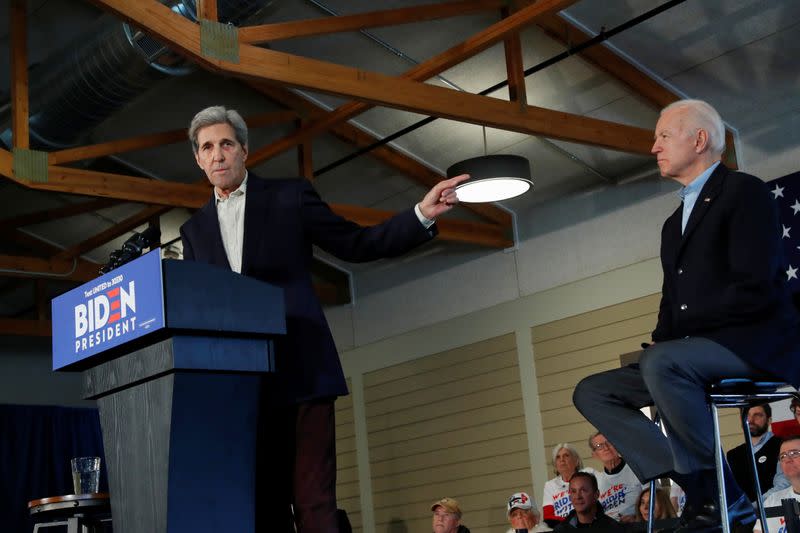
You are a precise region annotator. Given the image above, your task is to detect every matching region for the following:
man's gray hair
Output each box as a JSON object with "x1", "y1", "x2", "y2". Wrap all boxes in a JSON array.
[
  {"x1": 661, "y1": 99, "x2": 726, "y2": 156},
  {"x1": 551, "y1": 442, "x2": 584, "y2": 475},
  {"x1": 188, "y1": 105, "x2": 248, "y2": 153}
]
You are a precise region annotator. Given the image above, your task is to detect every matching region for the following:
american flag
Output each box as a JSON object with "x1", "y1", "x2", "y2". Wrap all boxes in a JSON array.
[{"x1": 769, "y1": 171, "x2": 800, "y2": 295}]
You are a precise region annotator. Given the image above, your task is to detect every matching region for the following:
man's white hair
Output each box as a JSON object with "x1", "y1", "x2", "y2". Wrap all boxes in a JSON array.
[{"x1": 661, "y1": 99, "x2": 726, "y2": 155}]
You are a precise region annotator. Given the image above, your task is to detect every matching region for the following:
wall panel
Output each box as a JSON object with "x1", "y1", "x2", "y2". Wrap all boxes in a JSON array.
[
  {"x1": 337, "y1": 382, "x2": 362, "y2": 533},
  {"x1": 365, "y1": 334, "x2": 528, "y2": 533}
]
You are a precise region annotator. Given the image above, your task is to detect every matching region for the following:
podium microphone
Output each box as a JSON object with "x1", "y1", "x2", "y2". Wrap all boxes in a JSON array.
[{"x1": 100, "y1": 225, "x2": 161, "y2": 274}]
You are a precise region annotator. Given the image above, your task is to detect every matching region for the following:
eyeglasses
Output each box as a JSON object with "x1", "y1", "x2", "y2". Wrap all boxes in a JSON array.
[
  {"x1": 779, "y1": 449, "x2": 800, "y2": 463},
  {"x1": 591, "y1": 441, "x2": 610, "y2": 450}
]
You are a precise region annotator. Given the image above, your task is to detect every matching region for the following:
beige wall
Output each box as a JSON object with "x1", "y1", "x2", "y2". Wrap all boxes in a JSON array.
[
  {"x1": 337, "y1": 380, "x2": 363, "y2": 533},
  {"x1": 364, "y1": 334, "x2": 528, "y2": 533},
  {"x1": 335, "y1": 257, "x2": 754, "y2": 532},
  {"x1": 533, "y1": 294, "x2": 660, "y2": 470}
]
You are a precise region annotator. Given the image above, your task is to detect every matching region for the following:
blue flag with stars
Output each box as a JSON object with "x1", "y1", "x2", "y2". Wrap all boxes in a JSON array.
[{"x1": 770, "y1": 171, "x2": 800, "y2": 294}]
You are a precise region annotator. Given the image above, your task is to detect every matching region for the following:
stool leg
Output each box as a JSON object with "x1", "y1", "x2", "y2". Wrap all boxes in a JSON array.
[
  {"x1": 712, "y1": 402, "x2": 731, "y2": 533},
  {"x1": 647, "y1": 411, "x2": 661, "y2": 533},
  {"x1": 742, "y1": 407, "x2": 769, "y2": 533},
  {"x1": 647, "y1": 479, "x2": 657, "y2": 533}
]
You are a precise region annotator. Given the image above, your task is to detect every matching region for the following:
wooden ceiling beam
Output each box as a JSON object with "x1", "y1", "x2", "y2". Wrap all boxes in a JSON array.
[
  {"x1": 3, "y1": 149, "x2": 510, "y2": 248},
  {"x1": 0, "y1": 198, "x2": 120, "y2": 230},
  {"x1": 244, "y1": 0, "x2": 580, "y2": 167},
  {"x1": 0, "y1": 254, "x2": 98, "y2": 282},
  {"x1": 0, "y1": 226, "x2": 103, "y2": 280},
  {"x1": 0, "y1": 148, "x2": 12, "y2": 177},
  {"x1": 0, "y1": 318, "x2": 52, "y2": 337},
  {"x1": 197, "y1": 0, "x2": 217, "y2": 22},
  {"x1": 252, "y1": 84, "x2": 512, "y2": 227},
  {"x1": 10, "y1": 0, "x2": 30, "y2": 150},
  {"x1": 502, "y1": 6, "x2": 527, "y2": 107},
  {"x1": 296, "y1": 119, "x2": 314, "y2": 180},
  {"x1": 535, "y1": 12, "x2": 738, "y2": 168},
  {"x1": 2, "y1": 164, "x2": 211, "y2": 208},
  {"x1": 233, "y1": 45, "x2": 654, "y2": 155},
  {"x1": 239, "y1": 0, "x2": 506, "y2": 44},
  {"x1": 535, "y1": 13, "x2": 678, "y2": 109},
  {"x1": 52, "y1": 205, "x2": 170, "y2": 260},
  {"x1": 48, "y1": 110, "x2": 296, "y2": 165},
  {"x1": 89, "y1": 1, "x2": 652, "y2": 157}
]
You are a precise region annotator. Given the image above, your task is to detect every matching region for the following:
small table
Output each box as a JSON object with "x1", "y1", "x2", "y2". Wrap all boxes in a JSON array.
[{"x1": 28, "y1": 493, "x2": 111, "y2": 533}]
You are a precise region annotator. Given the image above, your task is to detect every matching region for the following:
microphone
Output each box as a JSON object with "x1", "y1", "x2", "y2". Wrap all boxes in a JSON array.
[
  {"x1": 100, "y1": 225, "x2": 161, "y2": 274},
  {"x1": 121, "y1": 226, "x2": 160, "y2": 258}
]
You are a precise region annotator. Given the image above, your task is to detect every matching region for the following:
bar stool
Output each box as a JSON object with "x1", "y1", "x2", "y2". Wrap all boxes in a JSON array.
[
  {"x1": 709, "y1": 379, "x2": 800, "y2": 533},
  {"x1": 28, "y1": 493, "x2": 111, "y2": 533}
]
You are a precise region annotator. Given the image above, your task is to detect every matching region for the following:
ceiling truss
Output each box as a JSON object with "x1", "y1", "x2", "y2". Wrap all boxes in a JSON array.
[{"x1": 1, "y1": 0, "x2": 699, "y2": 335}]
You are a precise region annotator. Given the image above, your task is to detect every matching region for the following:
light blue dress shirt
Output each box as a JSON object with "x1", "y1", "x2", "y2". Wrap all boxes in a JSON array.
[{"x1": 678, "y1": 161, "x2": 721, "y2": 233}]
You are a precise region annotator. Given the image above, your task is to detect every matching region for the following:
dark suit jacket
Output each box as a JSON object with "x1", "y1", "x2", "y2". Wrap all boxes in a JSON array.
[
  {"x1": 180, "y1": 176, "x2": 437, "y2": 403},
  {"x1": 726, "y1": 433, "x2": 781, "y2": 501},
  {"x1": 652, "y1": 163, "x2": 800, "y2": 385}
]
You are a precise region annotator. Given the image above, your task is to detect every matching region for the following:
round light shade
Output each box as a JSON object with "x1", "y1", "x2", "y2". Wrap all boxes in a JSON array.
[{"x1": 446, "y1": 155, "x2": 533, "y2": 203}]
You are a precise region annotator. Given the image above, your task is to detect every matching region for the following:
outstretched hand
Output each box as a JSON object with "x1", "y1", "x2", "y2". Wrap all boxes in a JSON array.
[{"x1": 418, "y1": 174, "x2": 469, "y2": 220}]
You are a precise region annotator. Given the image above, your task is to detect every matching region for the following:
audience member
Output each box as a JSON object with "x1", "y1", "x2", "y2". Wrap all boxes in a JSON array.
[
  {"x1": 431, "y1": 497, "x2": 470, "y2": 533},
  {"x1": 726, "y1": 403, "x2": 782, "y2": 501},
  {"x1": 506, "y1": 492, "x2": 540, "y2": 533},
  {"x1": 553, "y1": 472, "x2": 623, "y2": 532},
  {"x1": 669, "y1": 483, "x2": 686, "y2": 516},
  {"x1": 791, "y1": 398, "x2": 800, "y2": 434},
  {"x1": 754, "y1": 436, "x2": 800, "y2": 533},
  {"x1": 589, "y1": 432, "x2": 643, "y2": 522},
  {"x1": 634, "y1": 486, "x2": 677, "y2": 524},
  {"x1": 543, "y1": 443, "x2": 592, "y2": 526}
]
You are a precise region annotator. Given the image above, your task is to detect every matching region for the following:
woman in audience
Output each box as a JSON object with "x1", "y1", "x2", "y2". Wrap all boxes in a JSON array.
[
  {"x1": 542, "y1": 443, "x2": 591, "y2": 527},
  {"x1": 635, "y1": 486, "x2": 676, "y2": 526}
]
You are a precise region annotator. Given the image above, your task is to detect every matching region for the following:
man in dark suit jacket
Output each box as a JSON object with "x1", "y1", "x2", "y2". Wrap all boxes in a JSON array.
[
  {"x1": 180, "y1": 105, "x2": 467, "y2": 533},
  {"x1": 573, "y1": 99, "x2": 800, "y2": 533},
  {"x1": 726, "y1": 403, "x2": 781, "y2": 502}
]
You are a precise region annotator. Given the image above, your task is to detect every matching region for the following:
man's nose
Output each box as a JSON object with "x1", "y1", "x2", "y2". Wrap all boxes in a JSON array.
[{"x1": 212, "y1": 145, "x2": 225, "y2": 161}]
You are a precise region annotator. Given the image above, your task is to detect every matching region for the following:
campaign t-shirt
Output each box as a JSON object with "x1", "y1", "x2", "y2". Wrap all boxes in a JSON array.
[{"x1": 597, "y1": 463, "x2": 643, "y2": 520}]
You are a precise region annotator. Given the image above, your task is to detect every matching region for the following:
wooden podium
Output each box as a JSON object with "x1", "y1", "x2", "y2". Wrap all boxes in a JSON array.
[{"x1": 52, "y1": 253, "x2": 286, "y2": 533}]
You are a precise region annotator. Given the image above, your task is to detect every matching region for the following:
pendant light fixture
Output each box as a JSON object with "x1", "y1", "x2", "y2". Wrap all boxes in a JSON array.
[{"x1": 447, "y1": 126, "x2": 533, "y2": 203}]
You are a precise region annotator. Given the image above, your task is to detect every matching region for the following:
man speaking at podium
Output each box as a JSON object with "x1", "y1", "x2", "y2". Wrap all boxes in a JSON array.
[{"x1": 180, "y1": 105, "x2": 466, "y2": 533}]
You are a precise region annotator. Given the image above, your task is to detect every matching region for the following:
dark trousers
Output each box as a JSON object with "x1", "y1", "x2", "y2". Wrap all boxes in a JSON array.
[
  {"x1": 573, "y1": 337, "x2": 771, "y2": 503},
  {"x1": 257, "y1": 397, "x2": 339, "y2": 533}
]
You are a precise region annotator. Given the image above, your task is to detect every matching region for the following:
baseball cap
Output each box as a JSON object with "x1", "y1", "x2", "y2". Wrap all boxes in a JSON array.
[
  {"x1": 507, "y1": 492, "x2": 533, "y2": 515},
  {"x1": 431, "y1": 497, "x2": 462, "y2": 516}
]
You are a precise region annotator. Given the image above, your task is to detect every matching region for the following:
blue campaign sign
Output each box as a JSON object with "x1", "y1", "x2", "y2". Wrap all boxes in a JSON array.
[{"x1": 51, "y1": 249, "x2": 166, "y2": 370}]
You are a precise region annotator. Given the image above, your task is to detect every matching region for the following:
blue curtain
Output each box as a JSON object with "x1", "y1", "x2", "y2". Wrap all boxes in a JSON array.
[{"x1": 0, "y1": 404, "x2": 107, "y2": 533}]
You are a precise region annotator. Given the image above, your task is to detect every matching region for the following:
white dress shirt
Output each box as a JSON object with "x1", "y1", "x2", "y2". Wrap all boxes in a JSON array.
[{"x1": 214, "y1": 173, "x2": 248, "y2": 273}]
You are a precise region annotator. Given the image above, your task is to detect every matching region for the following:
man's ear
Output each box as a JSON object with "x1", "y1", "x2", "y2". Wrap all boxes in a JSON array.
[
  {"x1": 695, "y1": 128, "x2": 710, "y2": 153},
  {"x1": 194, "y1": 151, "x2": 203, "y2": 169},
  {"x1": 242, "y1": 144, "x2": 248, "y2": 161}
]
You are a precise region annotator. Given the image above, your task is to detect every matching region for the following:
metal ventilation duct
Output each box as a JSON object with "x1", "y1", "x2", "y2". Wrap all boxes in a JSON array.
[{"x1": 1, "y1": 0, "x2": 275, "y2": 149}]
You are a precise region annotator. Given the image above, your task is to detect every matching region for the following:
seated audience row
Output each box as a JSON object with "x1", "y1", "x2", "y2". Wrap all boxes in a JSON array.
[{"x1": 434, "y1": 405, "x2": 800, "y2": 533}]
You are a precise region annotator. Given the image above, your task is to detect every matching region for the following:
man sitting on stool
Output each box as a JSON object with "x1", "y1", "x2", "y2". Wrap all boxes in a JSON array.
[{"x1": 573, "y1": 99, "x2": 800, "y2": 533}]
